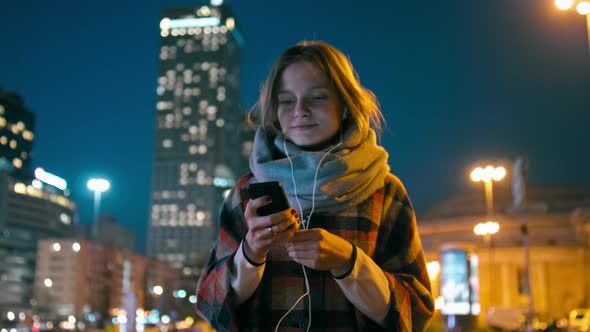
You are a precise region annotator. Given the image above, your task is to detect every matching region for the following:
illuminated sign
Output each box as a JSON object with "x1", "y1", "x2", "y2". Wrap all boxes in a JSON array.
[
  {"x1": 440, "y1": 248, "x2": 480, "y2": 316},
  {"x1": 34, "y1": 167, "x2": 67, "y2": 190},
  {"x1": 160, "y1": 17, "x2": 221, "y2": 30}
]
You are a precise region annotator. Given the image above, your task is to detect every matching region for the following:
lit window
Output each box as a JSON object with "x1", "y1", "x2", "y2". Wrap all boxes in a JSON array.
[
  {"x1": 0, "y1": 136, "x2": 7, "y2": 145},
  {"x1": 161, "y1": 29, "x2": 169, "y2": 37},
  {"x1": 225, "y1": 17, "x2": 235, "y2": 30},
  {"x1": 9, "y1": 140, "x2": 17, "y2": 149},
  {"x1": 16, "y1": 121, "x2": 25, "y2": 131},
  {"x1": 0, "y1": 116, "x2": 5, "y2": 127},
  {"x1": 13, "y1": 158, "x2": 22, "y2": 169},
  {"x1": 216, "y1": 119, "x2": 224, "y2": 127},
  {"x1": 162, "y1": 139, "x2": 173, "y2": 148},
  {"x1": 52, "y1": 243, "x2": 61, "y2": 252},
  {"x1": 0, "y1": 104, "x2": 4, "y2": 114},
  {"x1": 23, "y1": 130, "x2": 34, "y2": 141},
  {"x1": 13, "y1": 183, "x2": 26, "y2": 194},
  {"x1": 11, "y1": 125, "x2": 19, "y2": 134},
  {"x1": 198, "y1": 145, "x2": 207, "y2": 154},
  {"x1": 60, "y1": 213, "x2": 71, "y2": 225},
  {"x1": 189, "y1": 145, "x2": 198, "y2": 155}
]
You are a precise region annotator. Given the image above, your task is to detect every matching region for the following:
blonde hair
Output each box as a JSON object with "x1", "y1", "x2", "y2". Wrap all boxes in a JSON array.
[{"x1": 248, "y1": 40, "x2": 384, "y2": 139}]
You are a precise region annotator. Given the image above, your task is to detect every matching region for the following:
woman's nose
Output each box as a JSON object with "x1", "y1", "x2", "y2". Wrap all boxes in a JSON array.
[{"x1": 293, "y1": 100, "x2": 310, "y2": 117}]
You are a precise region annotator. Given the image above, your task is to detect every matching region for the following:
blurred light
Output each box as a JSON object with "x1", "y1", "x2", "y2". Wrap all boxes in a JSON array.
[
  {"x1": 53, "y1": 242, "x2": 62, "y2": 251},
  {"x1": 44, "y1": 278, "x2": 53, "y2": 287},
  {"x1": 68, "y1": 316, "x2": 76, "y2": 324},
  {"x1": 87, "y1": 178, "x2": 110, "y2": 192},
  {"x1": 161, "y1": 315, "x2": 171, "y2": 324},
  {"x1": 35, "y1": 167, "x2": 68, "y2": 190},
  {"x1": 12, "y1": 158, "x2": 22, "y2": 169},
  {"x1": 189, "y1": 295, "x2": 197, "y2": 304},
  {"x1": 117, "y1": 315, "x2": 128, "y2": 324},
  {"x1": 19, "y1": 312, "x2": 25, "y2": 320},
  {"x1": 72, "y1": 242, "x2": 81, "y2": 252},
  {"x1": 210, "y1": 0, "x2": 223, "y2": 5},
  {"x1": 177, "y1": 289, "x2": 187, "y2": 298},
  {"x1": 32, "y1": 179, "x2": 43, "y2": 189},
  {"x1": 491, "y1": 166, "x2": 506, "y2": 181},
  {"x1": 7, "y1": 311, "x2": 15, "y2": 321},
  {"x1": 555, "y1": 0, "x2": 574, "y2": 10},
  {"x1": 435, "y1": 296, "x2": 445, "y2": 310},
  {"x1": 166, "y1": 17, "x2": 220, "y2": 29},
  {"x1": 160, "y1": 17, "x2": 171, "y2": 30},
  {"x1": 474, "y1": 221, "x2": 500, "y2": 236},
  {"x1": 61, "y1": 213, "x2": 72, "y2": 225},
  {"x1": 13, "y1": 183, "x2": 26, "y2": 194},
  {"x1": 225, "y1": 17, "x2": 235, "y2": 30},
  {"x1": 153, "y1": 285, "x2": 163, "y2": 295},
  {"x1": 577, "y1": 1, "x2": 590, "y2": 14},
  {"x1": 470, "y1": 165, "x2": 505, "y2": 183},
  {"x1": 426, "y1": 261, "x2": 440, "y2": 280}
]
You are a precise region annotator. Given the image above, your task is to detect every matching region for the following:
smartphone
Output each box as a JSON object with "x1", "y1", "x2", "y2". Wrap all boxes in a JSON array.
[{"x1": 247, "y1": 181, "x2": 291, "y2": 216}]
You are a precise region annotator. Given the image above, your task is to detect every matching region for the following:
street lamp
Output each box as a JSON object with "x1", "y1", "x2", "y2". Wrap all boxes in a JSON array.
[
  {"x1": 474, "y1": 221, "x2": 500, "y2": 306},
  {"x1": 87, "y1": 178, "x2": 110, "y2": 239},
  {"x1": 470, "y1": 165, "x2": 506, "y2": 217},
  {"x1": 555, "y1": 0, "x2": 590, "y2": 56}
]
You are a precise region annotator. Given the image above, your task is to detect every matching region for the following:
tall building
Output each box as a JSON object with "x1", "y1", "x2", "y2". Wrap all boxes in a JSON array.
[
  {"x1": 0, "y1": 90, "x2": 76, "y2": 320},
  {"x1": 0, "y1": 89, "x2": 35, "y2": 180},
  {"x1": 147, "y1": 3, "x2": 249, "y2": 281}
]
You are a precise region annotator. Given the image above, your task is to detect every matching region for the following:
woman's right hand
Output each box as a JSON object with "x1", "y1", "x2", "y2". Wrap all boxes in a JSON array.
[{"x1": 243, "y1": 196, "x2": 300, "y2": 264}]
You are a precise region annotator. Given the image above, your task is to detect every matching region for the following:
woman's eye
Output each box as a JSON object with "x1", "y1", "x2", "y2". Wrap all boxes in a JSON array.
[
  {"x1": 278, "y1": 100, "x2": 295, "y2": 106},
  {"x1": 311, "y1": 95, "x2": 327, "y2": 102}
]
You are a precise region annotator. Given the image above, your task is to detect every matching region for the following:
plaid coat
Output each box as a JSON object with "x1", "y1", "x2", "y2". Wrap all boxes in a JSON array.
[{"x1": 196, "y1": 173, "x2": 434, "y2": 331}]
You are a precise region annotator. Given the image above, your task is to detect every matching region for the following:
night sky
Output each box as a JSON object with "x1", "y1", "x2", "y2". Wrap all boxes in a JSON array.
[{"x1": 1, "y1": 0, "x2": 589, "y2": 253}]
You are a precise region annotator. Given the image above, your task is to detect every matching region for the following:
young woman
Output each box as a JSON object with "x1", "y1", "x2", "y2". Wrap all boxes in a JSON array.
[{"x1": 196, "y1": 40, "x2": 434, "y2": 331}]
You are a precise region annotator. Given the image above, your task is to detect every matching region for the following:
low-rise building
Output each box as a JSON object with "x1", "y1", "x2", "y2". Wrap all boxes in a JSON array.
[{"x1": 420, "y1": 185, "x2": 590, "y2": 325}]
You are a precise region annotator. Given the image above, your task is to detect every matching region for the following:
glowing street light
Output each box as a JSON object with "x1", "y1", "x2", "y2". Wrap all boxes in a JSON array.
[
  {"x1": 470, "y1": 165, "x2": 506, "y2": 217},
  {"x1": 473, "y1": 221, "x2": 500, "y2": 236},
  {"x1": 474, "y1": 220, "x2": 500, "y2": 306},
  {"x1": 555, "y1": 0, "x2": 590, "y2": 56},
  {"x1": 153, "y1": 285, "x2": 163, "y2": 295},
  {"x1": 87, "y1": 178, "x2": 110, "y2": 240}
]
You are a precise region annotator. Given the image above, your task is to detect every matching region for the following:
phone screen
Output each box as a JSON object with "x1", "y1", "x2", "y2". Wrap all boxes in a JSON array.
[{"x1": 247, "y1": 181, "x2": 290, "y2": 216}]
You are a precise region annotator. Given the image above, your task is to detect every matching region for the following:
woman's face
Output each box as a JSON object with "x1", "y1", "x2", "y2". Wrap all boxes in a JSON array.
[{"x1": 277, "y1": 61, "x2": 343, "y2": 150}]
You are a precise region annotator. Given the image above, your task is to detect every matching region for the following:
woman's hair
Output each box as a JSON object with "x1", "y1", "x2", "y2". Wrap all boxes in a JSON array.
[{"x1": 248, "y1": 40, "x2": 384, "y2": 139}]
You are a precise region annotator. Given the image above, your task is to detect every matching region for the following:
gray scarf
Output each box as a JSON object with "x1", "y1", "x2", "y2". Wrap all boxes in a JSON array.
[{"x1": 249, "y1": 124, "x2": 390, "y2": 214}]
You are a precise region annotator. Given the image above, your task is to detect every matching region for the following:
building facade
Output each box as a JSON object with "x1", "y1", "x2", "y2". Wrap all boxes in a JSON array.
[
  {"x1": 419, "y1": 185, "x2": 590, "y2": 326},
  {"x1": 0, "y1": 170, "x2": 76, "y2": 320},
  {"x1": 0, "y1": 89, "x2": 35, "y2": 180},
  {"x1": 34, "y1": 238, "x2": 179, "y2": 328},
  {"x1": 147, "y1": 4, "x2": 249, "y2": 280}
]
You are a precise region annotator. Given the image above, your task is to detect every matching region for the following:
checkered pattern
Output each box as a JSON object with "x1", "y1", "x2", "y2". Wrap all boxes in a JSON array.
[{"x1": 196, "y1": 173, "x2": 434, "y2": 331}]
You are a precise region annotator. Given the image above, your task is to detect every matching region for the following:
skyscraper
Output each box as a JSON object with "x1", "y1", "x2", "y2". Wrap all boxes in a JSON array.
[
  {"x1": 147, "y1": 3, "x2": 248, "y2": 281},
  {"x1": 0, "y1": 89, "x2": 76, "y2": 319},
  {"x1": 0, "y1": 89, "x2": 35, "y2": 180}
]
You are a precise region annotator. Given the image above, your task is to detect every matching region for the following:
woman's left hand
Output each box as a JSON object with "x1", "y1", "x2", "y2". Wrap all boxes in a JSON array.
[{"x1": 286, "y1": 228, "x2": 353, "y2": 274}]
